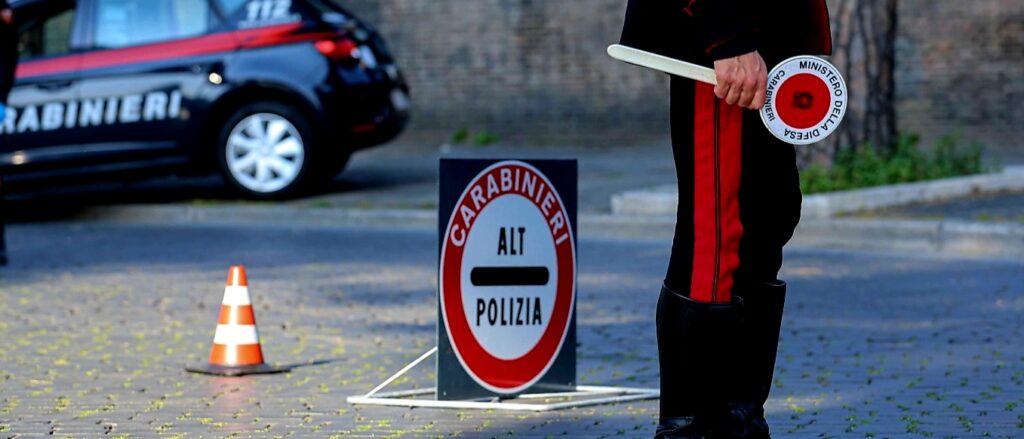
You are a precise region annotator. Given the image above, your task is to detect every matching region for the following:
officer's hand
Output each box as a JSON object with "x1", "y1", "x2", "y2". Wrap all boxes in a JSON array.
[{"x1": 713, "y1": 51, "x2": 768, "y2": 110}]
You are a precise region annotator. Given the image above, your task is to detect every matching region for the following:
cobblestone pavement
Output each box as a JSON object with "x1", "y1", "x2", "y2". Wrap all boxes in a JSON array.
[{"x1": 1, "y1": 223, "x2": 1022, "y2": 438}]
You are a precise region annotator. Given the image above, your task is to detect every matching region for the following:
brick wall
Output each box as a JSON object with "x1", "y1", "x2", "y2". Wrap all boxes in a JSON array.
[
  {"x1": 342, "y1": 0, "x2": 667, "y2": 145},
  {"x1": 895, "y1": 0, "x2": 1023, "y2": 151},
  {"x1": 342, "y1": 0, "x2": 1022, "y2": 150}
]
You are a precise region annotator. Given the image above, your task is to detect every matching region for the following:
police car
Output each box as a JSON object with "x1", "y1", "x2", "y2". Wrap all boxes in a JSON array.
[{"x1": 1, "y1": 0, "x2": 409, "y2": 197}]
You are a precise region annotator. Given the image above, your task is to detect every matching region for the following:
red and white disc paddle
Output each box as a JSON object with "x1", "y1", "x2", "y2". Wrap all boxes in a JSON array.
[{"x1": 607, "y1": 44, "x2": 847, "y2": 145}]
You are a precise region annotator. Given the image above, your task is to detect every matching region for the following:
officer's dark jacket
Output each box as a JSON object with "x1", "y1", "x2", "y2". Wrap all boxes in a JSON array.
[
  {"x1": 620, "y1": 0, "x2": 832, "y2": 66},
  {"x1": 1, "y1": 0, "x2": 17, "y2": 103}
]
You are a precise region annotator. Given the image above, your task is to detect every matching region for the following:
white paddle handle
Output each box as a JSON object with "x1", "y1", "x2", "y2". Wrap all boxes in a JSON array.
[{"x1": 607, "y1": 44, "x2": 718, "y2": 85}]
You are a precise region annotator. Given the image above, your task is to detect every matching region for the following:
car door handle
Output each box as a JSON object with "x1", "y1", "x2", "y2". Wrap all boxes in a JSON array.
[
  {"x1": 36, "y1": 80, "x2": 74, "y2": 91},
  {"x1": 191, "y1": 62, "x2": 224, "y2": 75}
]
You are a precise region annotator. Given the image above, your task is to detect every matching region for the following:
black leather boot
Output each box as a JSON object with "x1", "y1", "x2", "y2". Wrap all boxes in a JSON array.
[
  {"x1": 716, "y1": 280, "x2": 787, "y2": 438},
  {"x1": 655, "y1": 284, "x2": 744, "y2": 439}
]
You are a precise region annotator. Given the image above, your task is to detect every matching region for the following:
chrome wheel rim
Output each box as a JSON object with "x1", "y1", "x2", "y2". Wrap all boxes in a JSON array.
[{"x1": 225, "y1": 113, "x2": 305, "y2": 194}]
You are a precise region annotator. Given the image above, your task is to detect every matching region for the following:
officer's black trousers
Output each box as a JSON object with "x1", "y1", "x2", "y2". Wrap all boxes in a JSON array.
[{"x1": 664, "y1": 77, "x2": 802, "y2": 301}]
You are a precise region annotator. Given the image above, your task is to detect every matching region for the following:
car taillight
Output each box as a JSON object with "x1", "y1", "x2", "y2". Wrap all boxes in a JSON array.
[{"x1": 316, "y1": 38, "x2": 361, "y2": 63}]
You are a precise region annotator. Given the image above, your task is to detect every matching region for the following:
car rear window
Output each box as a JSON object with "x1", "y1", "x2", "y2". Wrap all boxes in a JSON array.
[
  {"x1": 94, "y1": 0, "x2": 213, "y2": 49},
  {"x1": 216, "y1": 0, "x2": 249, "y2": 15}
]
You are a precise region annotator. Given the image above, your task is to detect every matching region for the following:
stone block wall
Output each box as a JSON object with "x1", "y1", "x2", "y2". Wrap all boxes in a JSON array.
[{"x1": 341, "y1": 0, "x2": 1021, "y2": 150}]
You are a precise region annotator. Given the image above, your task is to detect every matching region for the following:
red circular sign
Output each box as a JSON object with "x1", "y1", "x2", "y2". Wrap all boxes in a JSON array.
[
  {"x1": 760, "y1": 56, "x2": 848, "y2": 145},
  {"x1": 776, "y1": 73, "x2": 831, "y2": 130},
  {"x1": 439, "y1": 161, "x2": 576, "y2": 394}
]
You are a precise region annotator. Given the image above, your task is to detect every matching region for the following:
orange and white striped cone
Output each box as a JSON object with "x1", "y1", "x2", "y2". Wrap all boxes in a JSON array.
[{"x1": 186, "y1": 265, "x2": 290, "y2": 376}]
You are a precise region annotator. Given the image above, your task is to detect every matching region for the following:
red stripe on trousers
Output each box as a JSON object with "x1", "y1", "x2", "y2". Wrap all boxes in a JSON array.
[{"x1": 690, "y1": 83, "x2": 744, "y2": 303}]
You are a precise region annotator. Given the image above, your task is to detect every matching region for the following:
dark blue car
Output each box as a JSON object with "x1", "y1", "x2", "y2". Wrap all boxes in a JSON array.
[{"x1": 1, "y1": 0, "x2": 409, "y2": 197}]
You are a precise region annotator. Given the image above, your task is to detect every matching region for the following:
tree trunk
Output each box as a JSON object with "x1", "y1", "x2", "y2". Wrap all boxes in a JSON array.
[{"x1": 808, "y1": 0, "x2": 898, "y2": 163}]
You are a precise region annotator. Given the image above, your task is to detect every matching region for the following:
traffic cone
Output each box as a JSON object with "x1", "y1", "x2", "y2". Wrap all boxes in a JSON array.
[{"x1": 186, "y1": 265, "x2": 290, "y2": 376}]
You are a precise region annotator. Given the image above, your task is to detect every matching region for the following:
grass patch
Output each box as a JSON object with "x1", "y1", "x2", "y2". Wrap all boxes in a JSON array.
[
  {"x1": 801, "y1": 133, "x2": 985, "y2": 194},
  {"x1": 450, "y1": 128, "x2": 500, "y2": 146}
]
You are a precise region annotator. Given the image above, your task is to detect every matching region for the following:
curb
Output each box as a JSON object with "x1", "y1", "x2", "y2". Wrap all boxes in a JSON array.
[
  {"x1": 802, "y1": 166, "x2": 1024, "y2": 218},
  {"x1": 611, "y1": 166, "x2": 1024, "y2": 218},
  {"x1": 66, "y1": 204, "x2": 1024, "y2": 259},
  {"x1": 610, "y1": 185, "x2": 677, "y2": 217},
  {"x1": 791, "y1": 218, "x2": 1024, "y2": 258}
]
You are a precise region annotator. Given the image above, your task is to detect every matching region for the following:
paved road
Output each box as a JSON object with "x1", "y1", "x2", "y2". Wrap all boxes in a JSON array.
[
  {"x1": 1, "y1": 223, "x2": 1022, "y2": 438},
  {"x1": 4, "y1": 142, "x2": 676, "y2": 221}
]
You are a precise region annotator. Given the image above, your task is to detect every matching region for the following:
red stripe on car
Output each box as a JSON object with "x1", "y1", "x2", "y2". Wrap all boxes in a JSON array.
[{"x1": 16, "y1": 22, "x2": 336, "y2": 79}]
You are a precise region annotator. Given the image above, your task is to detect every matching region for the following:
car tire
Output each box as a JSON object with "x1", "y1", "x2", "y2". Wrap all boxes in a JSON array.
[{"x1": 216, "y1": 102, "x2": 318, "y2": 199}]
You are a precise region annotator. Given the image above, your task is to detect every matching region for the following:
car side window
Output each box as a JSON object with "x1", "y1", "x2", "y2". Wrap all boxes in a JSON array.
[
  {"x1": 93, "y1": 0, "x2": 213, "y2": 49},
  {"x1": 216, "y1": 0, "x2": 300, "y2": 28},
  {"x1": 17, "y1": 6, "x2": 76, "y2": 61}
]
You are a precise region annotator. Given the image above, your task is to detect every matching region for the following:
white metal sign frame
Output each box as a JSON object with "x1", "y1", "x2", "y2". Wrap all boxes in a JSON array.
[{"x1": 346, "y1": 347, "x2": 659, "y2": 412}]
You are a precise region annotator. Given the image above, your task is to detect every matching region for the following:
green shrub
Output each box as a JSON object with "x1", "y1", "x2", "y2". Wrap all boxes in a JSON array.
[
  {"x1": 473, "y1": 130, "x2": 500, "y2": 146},
  {"x1": 800, "y1": 133, "x2": 985, "y2": 194},
  {"x1": 450, "y1": 128, "x2": 469, "y2": 144}
]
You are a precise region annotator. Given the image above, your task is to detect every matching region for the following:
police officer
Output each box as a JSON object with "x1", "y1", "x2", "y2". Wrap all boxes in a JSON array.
[
  {"x1": 0, "y1": 0, "x2": 16, "y2": 266},
  {"x1": 619, "y1": 1, "x2": 832, "y2": 437}
]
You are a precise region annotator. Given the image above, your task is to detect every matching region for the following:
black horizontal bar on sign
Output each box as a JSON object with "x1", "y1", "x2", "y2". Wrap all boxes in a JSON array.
[{"x1": 470, "y1": 266, "x2": 550, "y2": 287}]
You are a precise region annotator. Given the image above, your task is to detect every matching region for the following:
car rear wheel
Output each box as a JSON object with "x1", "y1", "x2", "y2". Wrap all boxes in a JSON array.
[{"x1": 218, "y1": 103, "x2": 313, "y2": 198}]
